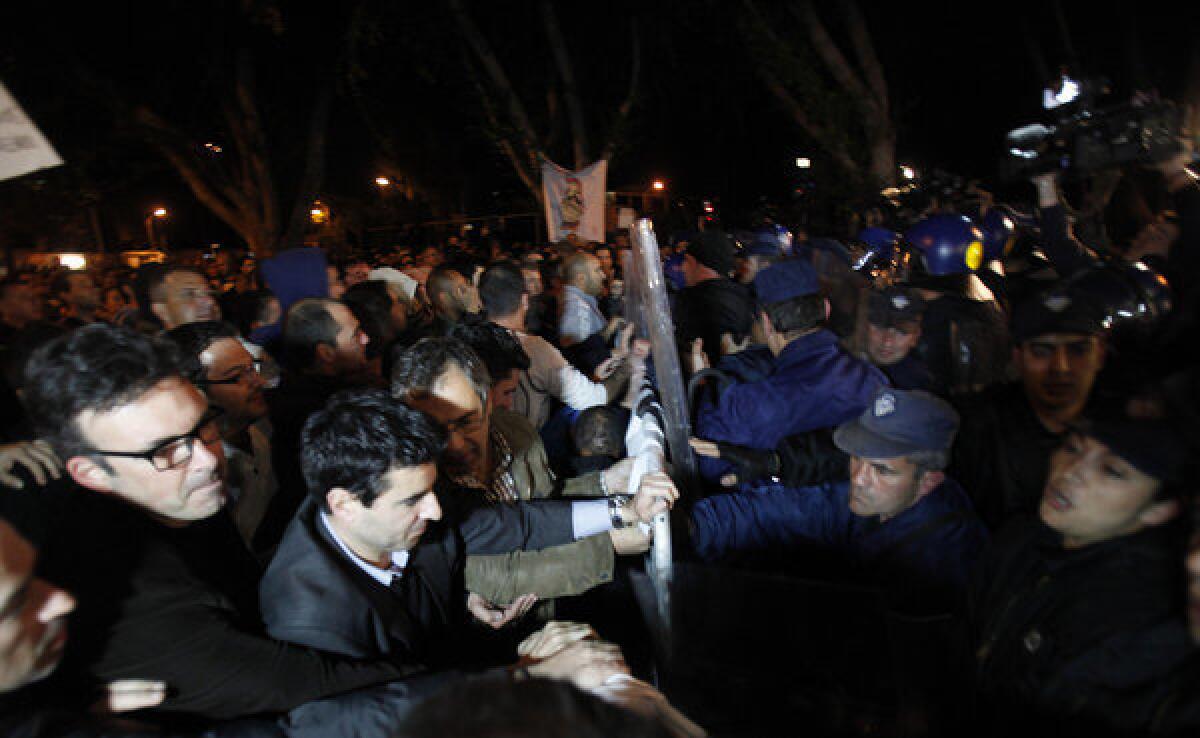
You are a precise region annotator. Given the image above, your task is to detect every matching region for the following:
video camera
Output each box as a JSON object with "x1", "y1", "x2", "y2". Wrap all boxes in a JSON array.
[{"x1": 1001, "y1": 74, "x2": 1184, "y2": 181}]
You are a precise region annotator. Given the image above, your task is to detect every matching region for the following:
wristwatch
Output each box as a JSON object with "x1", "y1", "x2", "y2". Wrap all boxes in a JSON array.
[{"x1": 608, "y1": 494, "x2": 635, "y2": 528}]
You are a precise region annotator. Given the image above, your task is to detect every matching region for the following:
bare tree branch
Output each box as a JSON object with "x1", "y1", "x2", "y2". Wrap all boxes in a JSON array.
[
  {"x1": 541, "y1": 0, "x2": 589, "y2": 167},
  {"x1": 758, "y1": 70, "x2": 858, "y2": 175},
  {"x1": 839, "y1": 1, "x2": 888, "y2": 111},
  {"x1": 791, "y1": 1, "x2": 878, "y2": 120},
  {"x1": 279, "y1": 80, "x2": 333, "y2": 252},
  {"x1": 600, "y1": 19, "x2": 641, "y2": 162},
  {"x1": 447, "y1": 0, "x2": 542, "y2": 161}
]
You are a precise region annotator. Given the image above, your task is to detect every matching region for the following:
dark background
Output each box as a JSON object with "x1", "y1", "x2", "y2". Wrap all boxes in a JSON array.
[{"x1": 1, "y1": 1, "x2": 1197, "y2": 249}]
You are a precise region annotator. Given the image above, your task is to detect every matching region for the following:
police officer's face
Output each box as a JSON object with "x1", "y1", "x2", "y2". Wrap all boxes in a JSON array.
[
  {"x1": 847, "y1": 455, "x2": 930, "y2": 521},
  {"x1": 1040, "y1": 432, "x2": 1171, "y2": 548},
  {"x1": 1014, "y1": 333, "x2": 1104, "y2": 416},
  {"x1": 865, "y1": 321, "x2": 920, "y2": 367}
]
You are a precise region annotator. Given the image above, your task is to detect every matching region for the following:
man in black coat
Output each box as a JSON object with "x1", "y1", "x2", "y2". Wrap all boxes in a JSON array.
[
  {"x1": 951, "y1": 289, "x2": 1108, "y2": 530},
  {"x1": 258, "y1": 389, "x2": 678, "y2": 735},
  {"x1": 260, "y1": 389, "x2": 673, "y2": 689},
  {"x1": 674, "y1": 230, "x2": 756, "y2": 369},
  {"x1": 970, "y1": 416, "x2": 1199, "y2": 734},
  {"x1": 261, "y1": 297, "x2": 377, "y2": 550},
  {"x1": 17, "y1": 325, "x2": 406, "y2": 725}
]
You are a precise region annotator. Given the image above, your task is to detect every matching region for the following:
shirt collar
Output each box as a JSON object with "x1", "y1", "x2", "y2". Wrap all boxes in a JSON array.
[
  {"x1": 319, "y1": 511, "x2": 409, "y2": 586},
  {"x1": 446, "y1": 426, "x2": 518, "y2": 503},
  {"x1": 565, "y1": 284, "x2": 599, "y2": 307}
]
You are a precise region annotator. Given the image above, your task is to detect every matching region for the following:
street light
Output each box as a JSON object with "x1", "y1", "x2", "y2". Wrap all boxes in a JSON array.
[
  {"x1": 145, "y1": 206, "x2": 169, "y2": 248},
  {"x1": 900, "y1": 165, "x2": 916, "y2": 180},
  {"x1": 795, "y1": 157, "x2": 811, "y2": 169},
  {"x1": 375, "y1": 176, "x2": 391, "y2": 187},
  {"x1": 651, "y1": 179, "x2": 666, "y2": 191},
  {"x1": 310, "y1": 201, "x2": 329, "y2": 224}
]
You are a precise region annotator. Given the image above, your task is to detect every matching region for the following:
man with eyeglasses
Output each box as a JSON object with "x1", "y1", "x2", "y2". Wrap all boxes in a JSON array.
[
  {"x1": 167, "y1": 320, "x2": 277, "y2": 551},
  {"x1": 15, "y1": 324, "x2": 413, "y2": 725}
]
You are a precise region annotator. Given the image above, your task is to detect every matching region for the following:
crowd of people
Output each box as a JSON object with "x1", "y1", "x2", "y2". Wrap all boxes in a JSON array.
[{"x1": 0, "y1": 150, "x2": 1198, "y2": 736}]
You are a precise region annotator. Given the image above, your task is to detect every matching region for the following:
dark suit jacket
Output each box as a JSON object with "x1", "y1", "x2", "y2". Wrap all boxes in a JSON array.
[
  {"x1": 7, "y1": 485, "x2": 403, "y2": 722},
  {"x1": 259, "y1": 493, "x2": 579, "y2": 668}
]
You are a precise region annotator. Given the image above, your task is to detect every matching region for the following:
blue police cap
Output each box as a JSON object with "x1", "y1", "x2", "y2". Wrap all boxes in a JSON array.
[
  {"x1": 752, "y1": 259, "x2": 819, "y2": 304},
  {"x1": 833, "y1": 388, "x2": 959, "y2": 459}
]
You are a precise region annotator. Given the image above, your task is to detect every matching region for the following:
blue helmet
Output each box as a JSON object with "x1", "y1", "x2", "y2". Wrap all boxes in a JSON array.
[
  {"x1": 852, "y1": 227, "x2": 900, "y2": 272},
  {"x1": 663, "y1": 252, "x2": 687, "y2": 291},
  {"x1": 748, "y1": 224, "x2": 793, "y2": 257},
  {"x1": 977, "y1": 208, "x2": 1016, "y2": 262},
  {"x1": 904, "y1": 214, "x2": 985, "y2": 276}
]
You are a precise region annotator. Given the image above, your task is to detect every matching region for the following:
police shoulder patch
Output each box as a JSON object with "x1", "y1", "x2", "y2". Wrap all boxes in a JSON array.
[{"x1": 875, "y1": 393, "x2": 896, "y2": 417}]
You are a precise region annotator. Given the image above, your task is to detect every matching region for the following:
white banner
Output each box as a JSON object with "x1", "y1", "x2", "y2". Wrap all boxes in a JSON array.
[
  {"x1": 541, "y1": 158, "x2": 606, "y2": 243},
  {"x1": 0, "y1": 81, "x2": 63, "y2": 182}
]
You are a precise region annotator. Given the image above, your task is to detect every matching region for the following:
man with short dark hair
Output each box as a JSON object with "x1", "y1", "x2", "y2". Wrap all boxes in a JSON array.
[
  {"x1": 971, "y1": 416, "x2": 1199, "y2": 733},
  {"x1": 147, "y1": 266, "x2": 221, "y2": 330},
  {"x1": 167, "y1": 320, "x2": 277, "y2": 549},
  {"x1": 863, "y1": 286, "x2": 934, "y2": 392},
  {"x1": 17, "y1": 324, "x2": 406, "y2": 720},
  {"x1": 675, "y1": 231, "x2": 756, "y2": 368},
  {"x1": 480, "y1": 262, "x2": 620, "y2": 429},
  {"x1": 50, "y1": 271, "x2": 101, "y2": 328},
  {"x1": 262, "y1": 389, "x2": 643, "y2": 675},
  {"x1": 694, "y1": 259, "x2": 887, "y2": 477},
  {"x1": 951, "y1": 288, "x2": 1108, "y2": 530},
  {"x1": 691, "y1": 388, "x2": 987, "y2": 601},
  {"x1": 262, "y1": 297, "x2": 375, "y2": 550},
  {"x1": 0, "y1": 278, "x2": 43, "y2": 347},
  {"x1": 425, "y1": 266, "x2": 482, "y2": 335}
]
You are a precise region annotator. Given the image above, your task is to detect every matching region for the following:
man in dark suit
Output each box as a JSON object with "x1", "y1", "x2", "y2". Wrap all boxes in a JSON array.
[
  {"x1": 259, "y1": 388, "x2": 675, "y2": 694},
  {"x1": 18, "y1": 324, "x2": 408, "y2": 725}
]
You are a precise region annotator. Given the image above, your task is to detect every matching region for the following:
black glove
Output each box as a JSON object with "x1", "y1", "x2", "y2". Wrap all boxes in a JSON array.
[
  {"x1": 714, "y1": 442, "x2": 782, "y2": 486},
  {"x1": 775, "y1": 429, "x2": 849, "y2": 488}
]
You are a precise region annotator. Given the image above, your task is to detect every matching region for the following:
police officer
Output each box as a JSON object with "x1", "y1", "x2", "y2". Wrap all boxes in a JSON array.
[
  {"x1": 971, "y1": 416, "x2": 1198, "y2": 734},
  {"x1": 693, "y1": 260, "x2": 887, "y2": 481},
  {"x1": 863, "y1": 286, "x2": 936, "y2": 392},
  {"x1": 950, "y1": 288, "x2": 1108, "y2": 531},
  {"x1": 691, "y1": 388, "x2": 988, "y2": 605}
]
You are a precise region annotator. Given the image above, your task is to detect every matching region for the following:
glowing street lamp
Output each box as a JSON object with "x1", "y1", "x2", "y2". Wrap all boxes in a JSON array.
[
  {"x1": 900, "y1": 165, "x2": 917, "y2": 181},
  {"x1": 310, "y1": 201, "x2": 329, "y2": 224},
  {"x1": 145, "y1": 206, "x2": 169, "y2": 247},
  {"x1": 795, "y1": 157, "x2": 811, "y2": 169},
  {"x1": 651, "y1": 179, "x2": 666, "y2": 191},
  {"x1": 375, "y1": 176, "x2": 391, "y2": 187}
]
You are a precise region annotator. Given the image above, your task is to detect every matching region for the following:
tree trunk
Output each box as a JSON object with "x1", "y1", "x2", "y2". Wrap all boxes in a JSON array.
[{"x1": 279, "y1": 81, "x2": 334, "y2": 252}]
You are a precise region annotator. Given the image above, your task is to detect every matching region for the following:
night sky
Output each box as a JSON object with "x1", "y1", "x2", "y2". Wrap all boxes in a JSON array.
[{"x1": 2, "y1": 1, "x2": 1197, "y2": 248}]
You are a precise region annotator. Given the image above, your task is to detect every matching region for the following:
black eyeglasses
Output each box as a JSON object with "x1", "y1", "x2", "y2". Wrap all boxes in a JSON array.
[
  {"x1": 90, "y1": 407, "x2": 225, "y2": 471},
  {"x1": 197, "y1": 360, "x2": 263, "y2": 386}
]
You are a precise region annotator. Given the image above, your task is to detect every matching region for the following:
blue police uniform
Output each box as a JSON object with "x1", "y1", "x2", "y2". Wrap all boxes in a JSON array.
[
  {"x1": 695, "y1": 329, "x2": 887, "y2": 452},
  {"x1": 691, "y1": 476, "x2": 988, "y2": 594},
  {"x1": 693, "y1": 387, "x2": 989, "y2": 606}
]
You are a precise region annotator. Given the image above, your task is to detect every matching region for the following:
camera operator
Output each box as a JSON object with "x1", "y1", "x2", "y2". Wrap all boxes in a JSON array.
[{"x1": 1031, "y1": 147, "x2": 1199, "y2": 379}]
